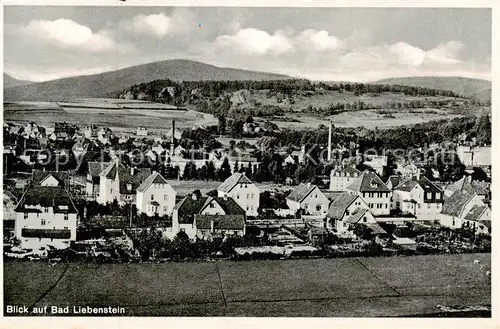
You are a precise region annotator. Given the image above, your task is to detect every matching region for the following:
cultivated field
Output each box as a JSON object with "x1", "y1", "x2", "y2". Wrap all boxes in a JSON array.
[
  {"x1": 4, "y1": 253, "x2": 491, "y2": 317},
  {"x1": 266, "y1": 108, "x2": 462, "y2": 130},
  {"x1": 3, "y1": 101, "x2": 217, "y2": 132}
]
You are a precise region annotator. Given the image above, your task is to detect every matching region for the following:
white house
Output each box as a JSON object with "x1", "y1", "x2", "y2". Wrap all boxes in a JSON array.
[
  {"x1": 438, "y1": 189, "x2": 486, "y2": 229},
  {"x1": 136, "y1": 172, "x2": 176, "y2": 217},
  {"x1": 363, "y1": 155, "x2": 387, "y2": 176},
  {"x1": 217, "y1": 173, "x2": 260, "y2": 217},
  {"x1": 98, "y1": 160, "x2": 151, "y2": 205},
  {"x1": 462, "y1": 205, "x2": 491, "y2": 235},
  {"x1": 346, "y1": 171, "x2": 391, "y2": 216},
  {"x1": 86, "y1": 162, "x2": 111, "y2": 200},
  {"x1": 137, "y1": 127, "x2": 148, "y2": 136},
  {"x1": 392, "y1": 176, "x2": 444, "y2": 221},
  {"x1": 396, "y1": 162, "x2": 420, "y2": 179},
  {"x1": 326, "y1": 193, "x2": 369, "y2": 233},
  {"x1": 14, "y1": 183, "x2": 78, "y2": 250},
  {"x1": 329, "y1": 165, "x2": 361, "y2": 191},
  {"x1": 286, "y1": 183, "x2": 330, "y2": 217},
  {"x1": 172, "y1": 194, "x2": 246, "y2": 239}
]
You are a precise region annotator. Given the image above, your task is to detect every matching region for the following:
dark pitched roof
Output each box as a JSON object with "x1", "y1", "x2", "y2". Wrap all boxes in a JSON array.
[
  {"x1": 195, "y1": 214, "x2": 245, "y2": 230},
  {"x1": 100, "y1": 161, "x2": 151, "y2": 194},
  {"x1": 345, "y1": 207, "x2": 370, "y2": 224},
  {"x1": 347, "y1": 171, "x2": 391, "y2": 193},
  {"x1": 446, "y1": 176, "x2": 488, "y2": 196},
  {"x1": 32, "y1": 170, "x2": 70, "y2": 187},
  {"x1": 386, "y1": 175, "x2": 401, "y2": 189},
  {"x1": 208, "y1": 197, "x2": 246, "y2": 216},
  {"x1": 174, "y1": 196, "x2": 245, "y2": 224},
  {"x1": 174, "y1": 196, "x2": 210, "y2": 224},
  {"x1": 394, "y1": 179, "x2": 419, "y2": 192},
  {"x1": 326, "y1": 193, "x2": 358, "y2": 220},
  {"x1": 331, "y1": 165, "x2": 361, "y2": 177},
  {"x1": 441, "y1": 189, "x2": 476, "y2": 217},
  {"x1": 88, "y1": 162, "x2": 111, "y2": 178},
  {"x1": 418, "y1": 176, "x2": 443, "y2": 194},
  {"x1": 15, "y1": 186, "x2": 78, "y2": 213},
  {"x1": 136, "y1": 172, "x2": 170, "y2": 193},
  {"x1": 464, "y1": 205, "x2": 488, "y2": 222},
  {"x1": 363, "y1": 223, "x2": 387, "y2": 235},
  {"x1": 287, "y1": 183, "x2": 317, "y2": 202},
  {"x1": 217, "y1": 173, "x2": 253, "y2": 193}
]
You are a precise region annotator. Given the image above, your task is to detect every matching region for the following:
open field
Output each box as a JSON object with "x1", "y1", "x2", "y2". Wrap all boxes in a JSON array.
[
  {"x1": 4, "y1": 101, "x2": 217, "y2": 132},
  {"x1": 4, "y1": 253, "x2": 490, "y2": 317},
  {"x1": 237, "y1": 89, "x2": 462, "y2": 110},
  {"x1": 266, "y1": 108, "x2": 463, "y2": 130}
]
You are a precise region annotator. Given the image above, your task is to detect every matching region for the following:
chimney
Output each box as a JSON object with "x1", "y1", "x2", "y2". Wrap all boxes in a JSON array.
[
  {"x1": 191, "y1": 193, "x2": 197, "y2": 200},
  {"x1": 327, "y1": 120, "x2": 332, "y2": 162},
  {"x1": 307, "y1": 182, "x2": 311, "y2": 188},
  {"x1": 130, "y1": 167, "x2": 135, "y2": 176}
]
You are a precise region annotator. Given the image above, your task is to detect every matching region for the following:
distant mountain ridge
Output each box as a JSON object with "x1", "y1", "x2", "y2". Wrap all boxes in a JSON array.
[
  {"x1": 3, "y1": 73, "x2": 33, "y2": 88},
  {"x1": 375, "y1": 76, "x2": 491, "y2": 99},
  {"x1": 4, "y1": 59, "x2": 292, "y2": 101}
]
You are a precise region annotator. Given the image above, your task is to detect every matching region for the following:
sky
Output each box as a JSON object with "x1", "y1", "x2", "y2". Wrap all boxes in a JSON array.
[{"x1": 3, "y1": 6, "x2": 492, "y2": 82}]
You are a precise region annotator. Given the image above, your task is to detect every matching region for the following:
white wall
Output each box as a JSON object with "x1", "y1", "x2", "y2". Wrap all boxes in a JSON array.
[
  {"x1": 136, "y1": 183, "x2": 176, "y2": 217},
  {"x1": 357, "y1": 191, "x2": 391, "y2": 216},
  {"x1": 220, "y1": 183, "x2": 260, "y2": 216}
]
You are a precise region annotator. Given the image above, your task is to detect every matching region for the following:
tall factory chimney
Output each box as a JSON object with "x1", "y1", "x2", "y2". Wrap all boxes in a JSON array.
[
  {"x1": 170, "y1": 120, "x2": 175, "y2": 156},
  {"x1": 327, "y1": 120, "x2": 332, "y2": 162}
]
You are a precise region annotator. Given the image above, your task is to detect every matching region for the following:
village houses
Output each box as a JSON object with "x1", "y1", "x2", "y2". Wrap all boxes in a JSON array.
[
  {"x1": 329, "y1": 165, "x2": 361, "y2": 191},
  {"x1": 286, "y1": 183, "x2": 329, "y2": 217},
  {"x1": 346, "y1": 171, "x2": 391, "y2": 216},
  {"x1": 136, "y1": 172, "x2": 177, "y2": 217},
  {"x1": 172, "y1": 193, "x2": 246, "y2": 239},
  {"x1": 391, "y1": 176, "x2": 444, "y2": 221},
  {"x1": 217, "y1": 173, "x2": 260, "y2": 217},
  {"x1": 14, "y1": 171, "x2": 78, "y2": 250}
]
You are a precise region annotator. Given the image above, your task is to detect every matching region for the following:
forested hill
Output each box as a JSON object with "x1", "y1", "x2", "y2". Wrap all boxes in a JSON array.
[{"x1": 3, "y1": 60, "x2": 291, "y2": 101}]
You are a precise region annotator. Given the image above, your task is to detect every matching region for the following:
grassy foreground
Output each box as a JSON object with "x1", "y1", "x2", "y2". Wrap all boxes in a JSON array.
[{"x1": 4, "y1": 253, "x2": 491, "y2": 317}]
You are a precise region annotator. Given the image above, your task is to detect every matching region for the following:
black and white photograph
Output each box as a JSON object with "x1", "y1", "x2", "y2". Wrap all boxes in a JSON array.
[{"x1": 1, "y1": 2, "x2": 494, "y2": 321}]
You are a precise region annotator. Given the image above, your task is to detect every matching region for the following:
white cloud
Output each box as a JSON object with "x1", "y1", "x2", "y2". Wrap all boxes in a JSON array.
[
  {"x1": 216, "y1": 28, "x2": 293, "y2": 55},
  {"x1": 132, "y1": 13, "x2": 171, "y2": 38},
  {"x1": 425, "y1": 41, "x2": 464, "y2": 64},
  {"x1": 23, "y1": 19, "x2": 115, "y2": 53},
  {"x1": 297, "y1": 29, "x2": 344, "y2": 51},
  {"x1": 389, "y1": 42, "x2": 426, "y2": 66}
]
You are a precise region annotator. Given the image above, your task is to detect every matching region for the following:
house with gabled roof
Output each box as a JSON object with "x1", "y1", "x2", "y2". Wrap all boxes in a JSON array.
[
  {"x1": 329, "y1": 165, "x2": 361, "y2": 191},
  {"x1": 31, "y1": 170, "x2": 71, "y2": 188},
  {"x1": 172, "y1": 193, "x2": 246, "y2": 239},
  {"x1": 437, "y1": 189, "x2": 486, "y2": 229},
  {"x1": 195, "y1": 214, "x2": 246, "y2": 239},
  {"x1": 98, "y1": 159, "x2": 151, "y2": 205},
  {"x1": 346, "y1": 171, "x2": 391, "y2": 216},
  {"x1": 86, "y1": 161, "x2": 111, "y2": 199},
  {"x1": 392, "y1": 176, "x2": 444, "y2": 221},
  {"x1": 217, "y1": 172, "x2": 260, "y2": 216},
  {"x1": 444, "y1": 176, "x2": 489, "y2": 201},
  {"x1": 14, "y1": 184, "x2": 78, "y2": 250},
  {"x1": 286, "y1": 183, "x2": 329, "y2": 217},
  {"x1": 463, "y1": 205, "x2": 491, "y2": 235},
  {"x1": 326, "y1": 193, "x2": 369, "y2": 233},
  {"x1": 136, "y1": 172, "x2": 176, "y2": 217}
]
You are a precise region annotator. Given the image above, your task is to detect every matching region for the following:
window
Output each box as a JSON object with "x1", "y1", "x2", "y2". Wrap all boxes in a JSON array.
[
  {"x1": 385, "y1": 204, "x2": 388, "y2": 208},
  {"x1": 363, "y1": 192, "x2": 366, "y2": 198},
  {"x1": 41, "y1": 218, "x2": 46, "y2": 226},
  {"x1": 64, "y1": 226, "x2": 68, "y2": 230},
  {"x1": 44, "y1": 207, "x2": 49, "y2": 213},
  {"x1": 343, "y1": 222, "x2": 347, "y2": 227},
  {"x1": 164, "y1": 195, "x2": 168, "y2": 200},
  {"x1": 246, "y1": 206, "x2": 250, "y2": 211},
  {"x1": 150, "y1": 195, "x2": 154, "y2": 201},
  {"x1": 305, "y1": 203, "x2": 309, "y2": 209},
  {"x1": 427, "y1": 192, "x2": 432, "y2": 199},
  {"x1": 24, "y1": 213, "x2": 28, "y2": 219},
  {"x1": 236, "y1": 194, "x2": 240, "y2": 199},
  {"x1": 64, "y1": 214, "x2": 68, "y2": 221},
  {"x1": 436, "y1": 192, "x2": 441, "y2": 199},
  {"x1": 163, "y1": 206, "x2": 168, "y2": 212},
  {"x1": 316, "y1": 205, "x2": 322, "y2": 211},
  {"x1": 247, "y1": 194, "x2": 250, "y2": 199},
  {"x1": 209, "y1": 203, "x2": 215, "y2": 208},
  {"x1": 251, "y1": 194, "x2": 254, "y2": 199},
  {"x1": 363, "y1": 217, "x2": 367, "y2": 223},
  {"x1": 315, "y1": 194, "x2": 318, "y2": 198},
  {"x1": 417, "y1": 204, "x2": 421, "y2": 209}
]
